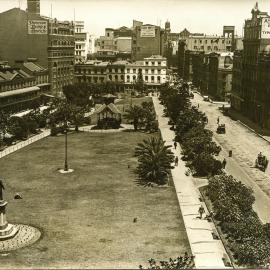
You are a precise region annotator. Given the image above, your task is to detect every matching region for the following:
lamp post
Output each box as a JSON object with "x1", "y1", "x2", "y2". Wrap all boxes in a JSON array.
[{"x1": 64, "y1": 114, "x2": 68, "y2": 172}]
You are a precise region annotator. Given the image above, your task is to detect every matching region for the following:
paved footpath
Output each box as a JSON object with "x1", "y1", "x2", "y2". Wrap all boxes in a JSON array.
[{"x1": 152, "y1": 97, "x2": 231, "y2": 269}]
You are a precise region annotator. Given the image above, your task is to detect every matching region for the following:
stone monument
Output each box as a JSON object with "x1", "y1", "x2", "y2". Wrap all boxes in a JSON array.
[{"x1": 0, "y1": 180, "x2": 18, "y2": 240}]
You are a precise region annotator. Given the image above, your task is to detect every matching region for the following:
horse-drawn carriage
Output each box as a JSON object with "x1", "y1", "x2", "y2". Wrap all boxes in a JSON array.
[{"x1": 255, "y1": 153, "x2": 269, "y2": 172}]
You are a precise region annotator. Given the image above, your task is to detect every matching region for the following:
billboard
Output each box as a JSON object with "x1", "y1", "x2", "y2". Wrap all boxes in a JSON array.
[
  {"x1": 261, "y1": 18, "x2": 270, "y2": 39},
  {"x1": 28, "y1": 20, "x2": 48, "y2": 35},
  {"x1": 140, "y1": 26, "x2": 156, "y2": 37}
]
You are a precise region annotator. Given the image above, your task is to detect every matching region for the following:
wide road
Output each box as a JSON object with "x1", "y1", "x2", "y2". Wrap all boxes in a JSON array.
[{"x1": 192, "y1": 92, "x2": 270, "y2": 223}]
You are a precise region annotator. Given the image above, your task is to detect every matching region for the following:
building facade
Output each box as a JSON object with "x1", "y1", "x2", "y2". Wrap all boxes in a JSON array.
[
  {"x1": 75, "y1": 21, "x2": 90, "y2": 63},
  {"x1": 231, "y1": 3, "x2": 270, "y2": 128},
  {"x1": 74, "y1": 55, "x2": 167, "y2": 90},
  {"x1": 0, "y1": 0, "x2": 75, "y2": 96},
  {"x1": 131, "y1": 24, "x2": 165, "y2": 61},
  {"x1": 0, "y1": 61, "x2": 50, "y2": 112}
]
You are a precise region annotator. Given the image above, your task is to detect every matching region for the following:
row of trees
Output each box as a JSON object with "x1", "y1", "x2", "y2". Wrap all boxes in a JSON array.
[
  {"x1": 125, "y1": 101, "x2": 158, "y2": 133},
  {"x1": 208, "y1": 174, "x2": 270, "y2": 267},
  {"x1": 159, "y1": 82, "x2": 222, "y2": 176},
  {"x1": 0, "y1": 108, "x2": 49, "y2": 147}
]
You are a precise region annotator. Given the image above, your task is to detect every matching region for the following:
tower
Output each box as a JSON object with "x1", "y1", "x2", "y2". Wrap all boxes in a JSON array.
[
  {"x1": 27, "y1": 0, "x2": 40, "y2": 16},
  {"x1": 165, "y1": 20, "x2": 171, "y2": 33}
]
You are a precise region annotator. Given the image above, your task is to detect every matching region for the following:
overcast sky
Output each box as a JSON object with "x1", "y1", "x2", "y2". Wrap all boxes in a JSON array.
[{"x1": 1, "y1": 0, "x2": 270, "y2": 37}]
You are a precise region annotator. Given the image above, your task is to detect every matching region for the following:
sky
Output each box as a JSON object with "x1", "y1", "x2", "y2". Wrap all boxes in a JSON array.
[{"x1": 1, "y1": 0, "x2": 270, "y2": 37}]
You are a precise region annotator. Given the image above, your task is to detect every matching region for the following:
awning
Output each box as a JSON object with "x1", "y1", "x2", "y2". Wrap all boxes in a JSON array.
[{"x1": 0, "y1": 86, "x2": 40, "y2": 98}]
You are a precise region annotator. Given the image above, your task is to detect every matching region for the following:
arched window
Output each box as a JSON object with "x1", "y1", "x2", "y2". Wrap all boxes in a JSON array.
[
  {"x1": 127, "y1": 75, "x2": 130, "y2": 82},
  {"x1": 133, "y1": 75, "x2": 136, "y2": 81}
]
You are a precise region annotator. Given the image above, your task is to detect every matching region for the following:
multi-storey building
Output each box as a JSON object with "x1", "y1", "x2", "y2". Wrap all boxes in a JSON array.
[
  {"x1": 74, "y1": 21, "x2": 90, "y2": 63},
  {"x1": 230, "y1": 50, "x2": 243, "y2": 111},
  {"x1": 0, "y1": 61, "x2": 50, "y2": 112},
  {"x1": 74, "y1": 55, "x2": 167, "y2": 90},
  {"x1": 131, "y1": 24, "x2": 165, "y2": 61},
  {"x1": 240, "y1": 3, "x2": 270, "y2": 127},
  {"x1": 125, "y1": 55, "x2": 167, "y2": 90},
  {"x1": 74, "y1": 60, "x2": 108, "y2": 84},
  {"x1": 190, "y1": 52, "x2": 233, "y2": 100},
  {"x1": 0, "y1": 0, "x2": 75, "y2": 96}
]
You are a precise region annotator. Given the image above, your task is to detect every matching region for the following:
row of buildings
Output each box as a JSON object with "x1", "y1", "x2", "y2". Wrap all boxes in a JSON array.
[
  {"x1": 74, "y1": 55, "x2": 168, "y2": 90},
  {"x1": 177, "y1": 3, "x2": 270, "y2": 130},
  {"x1": 231, "y1": 3, "x2": 270, "y2": 129}
]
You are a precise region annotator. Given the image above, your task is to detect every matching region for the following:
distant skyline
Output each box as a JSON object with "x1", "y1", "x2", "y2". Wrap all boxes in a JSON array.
[{"x1": 1, "y1": 0, "x2": 270, "y2": 37}]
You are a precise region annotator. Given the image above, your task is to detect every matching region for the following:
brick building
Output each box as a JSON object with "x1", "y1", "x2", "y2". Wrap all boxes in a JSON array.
[
  {"x1": 0, "y1": 0, "x2": 75, "y2": 96},
  {"x1": 131, "y1": 24, "x2": 165, "y2": 61}
]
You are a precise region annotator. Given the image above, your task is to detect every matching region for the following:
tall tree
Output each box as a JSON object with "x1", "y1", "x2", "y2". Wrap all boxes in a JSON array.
[{"x1": 125, "y1": 105, "x2": 145, "y2": 131}]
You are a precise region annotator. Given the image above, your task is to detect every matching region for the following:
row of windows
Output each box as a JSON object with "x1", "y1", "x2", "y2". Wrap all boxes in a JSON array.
[
  {"x1": 194, "y1": 45, "x2": 220, "y2": 50},
  {"x1": 50, "y1": 40, "x2": 74, "y2": 46},
  {"x1": 52, "y1": 51, "x2": 74, "y2": 57},
  {"x1": 0, "y1": 80, "x2": 36, "y2": 93},
  {"x1": 145, "y1": 61, "x2": 162, "y2": 66},
  {"x1": 193, "y1": 39, "x2": 231, "y2": 44},
  {"x1": 76, "y1": 68, "x2": 165, "y2": 74}
]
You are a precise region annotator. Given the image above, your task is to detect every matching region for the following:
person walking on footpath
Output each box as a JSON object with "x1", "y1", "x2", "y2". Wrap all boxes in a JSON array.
[
  {"x1": 173, "y1": 141, "x2": 177, "y2": 150},
  {"x1": 197, "y1": 103, "x2": 200, "y2": 108},
  {"x1": 174, "y1": 156, "x2": 179, "y2": 166},
  {"x1": 222, "y1": 158, "x2": 227, "y2": 169},
  {"x1": 198, "y1": 205, "x2": 205, "y2": 219},
  {"x1": 217, "y1": 117, "x2": 220, "y2": 124}
]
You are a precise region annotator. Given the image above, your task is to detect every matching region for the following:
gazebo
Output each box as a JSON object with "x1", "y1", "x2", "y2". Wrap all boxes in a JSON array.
[{"x1": 93, "y1": 103, "x2": 122, "y2": 129}]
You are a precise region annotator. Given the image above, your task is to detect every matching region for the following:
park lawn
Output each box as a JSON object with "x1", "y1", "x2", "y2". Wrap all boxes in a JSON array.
[{"x1": 0, "y1": 131, "x2": 190, "y2": 269}]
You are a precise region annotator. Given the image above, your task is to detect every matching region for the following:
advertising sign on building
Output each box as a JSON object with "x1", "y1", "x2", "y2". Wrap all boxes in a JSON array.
[
  {"x1": 261, "y1": 18, "x2": 270, "y2": 39},
  {"x1": 140, "y1": 26, "x2": 156, "y2": 37},
  {"x1": 28, "y1": 20, "x2": 48, "y2": 35}
]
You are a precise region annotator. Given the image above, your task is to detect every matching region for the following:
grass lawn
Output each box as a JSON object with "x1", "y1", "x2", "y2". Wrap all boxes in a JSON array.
[{"x1": 0, "y1": 131, "x2": 190, "y2": 269}]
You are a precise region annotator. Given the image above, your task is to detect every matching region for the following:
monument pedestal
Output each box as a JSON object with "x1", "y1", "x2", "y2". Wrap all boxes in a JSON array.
[{"x1": 0, "y1": 200, "x2": 18, "y2": 241}]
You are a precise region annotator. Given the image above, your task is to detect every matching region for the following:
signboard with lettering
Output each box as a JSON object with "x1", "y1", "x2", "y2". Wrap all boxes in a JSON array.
[
  {"x1": 140, "y1": 26, "x2": 156, "y2": 37},
  {"x1": 28, "y1": 20, "x2": 48, "y2": 35},
  {"x1": 261, "y1": 18, "x2": 270, "y2": 39}
]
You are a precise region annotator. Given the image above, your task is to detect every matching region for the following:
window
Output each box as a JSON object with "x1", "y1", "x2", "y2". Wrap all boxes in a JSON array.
[
  {"x1": 151, "y1": 76, "x2": 154, "y2": 82},
  {"x1": 145, "y1": 69, "x2": 148, "y2": 74},
  {"x1": 157, "y1": 69, "x2": 161, "y2": 74},
  {"x1": 151, "y1": 62, "x2": 155, "y2": 66},
  {"x1": 133, "y1": 69, "x2": 136, "y2": 73},
  {"x1": 205, "y1": 40, "x2": 207, "y2": 44},
  {"x1": 194, "y1": 39, "x2": 197, "y2": 44},
  {"x1": 158, "y1": 62, "x2": 161, "y2": 66},
  {"x1": 199, "y1": 40, "x2": 202, "y2": 44},
  {"x1": 127, "y1": 75, "x2": 130, "y2": 82},
  {"x1": 115, "y1": 75, "x2": 118, "y2": 80},
  {"x1": 194, "y1": 46, "x2": 197, "y2": 49},
  {"x1": 121, "y1": 75, "x2": 124, "y2": 81},
  {"x1": 109, "y1": 75, "x2": 112, "y2": 80},
  {"x1": 157, "y1": 76, "x2": 161, "y2": 83},
  {"x1": 151, "y1": 69, "x2": 155, "y2": 74},
  {"x1": 133, "y1": 75, "x2": 136, "y2": 81},
  {"x1": 145, "y1": 61, "x2": 148, "y2": 65},
  {"x1": 127, "y1": 68, "x2": 130, "y2": 73},
  {"x1": 145, "y1": 76, "x2": 148, "y2": 81}
]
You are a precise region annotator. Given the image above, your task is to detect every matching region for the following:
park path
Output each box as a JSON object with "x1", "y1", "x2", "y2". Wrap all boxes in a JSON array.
[
  {"x1": 152, "y1": 96, "x2": 231, "y2": 269},
  {"x1": 0, "y1": 129, "x2": 50, "y2": 159}
]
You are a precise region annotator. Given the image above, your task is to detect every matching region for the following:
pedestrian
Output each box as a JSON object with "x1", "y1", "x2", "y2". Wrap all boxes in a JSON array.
[
  {"x1": 173, "y1": 141, "x2": 177, "y2": 150},
  {"x1": 222, "y1": 158, "x2": 227, "y2": 169},
  {"x1": 198, "y1": 205, "x2": 205, "y2": 219},
  {"x1": 174, "y1": 156, "x2": 179, "y2": 166},
  {"x1": 217, "y1": 117, "x2": 220, "y2": 124},
  {"x1": 197, "y1": 104, "x2": 200, "y2": 108}
]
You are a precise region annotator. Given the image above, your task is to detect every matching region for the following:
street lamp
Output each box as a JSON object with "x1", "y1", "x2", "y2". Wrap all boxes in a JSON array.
[{"x1": 51, "y1": 96, "x2": 73, "y2": 173}]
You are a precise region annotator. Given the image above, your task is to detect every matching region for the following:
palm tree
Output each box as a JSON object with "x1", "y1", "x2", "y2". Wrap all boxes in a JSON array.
[
  {"x1": 125, "y1": 105, "x2": 144, "y2": 131},
  {"x1": 135, "y1": 137, "x2": 175, "y2": 185}
]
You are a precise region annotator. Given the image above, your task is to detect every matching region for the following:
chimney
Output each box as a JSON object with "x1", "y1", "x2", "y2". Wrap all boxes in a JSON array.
[{"x1": 27, "y1": 0, "x2": 40, "y2": 16}]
